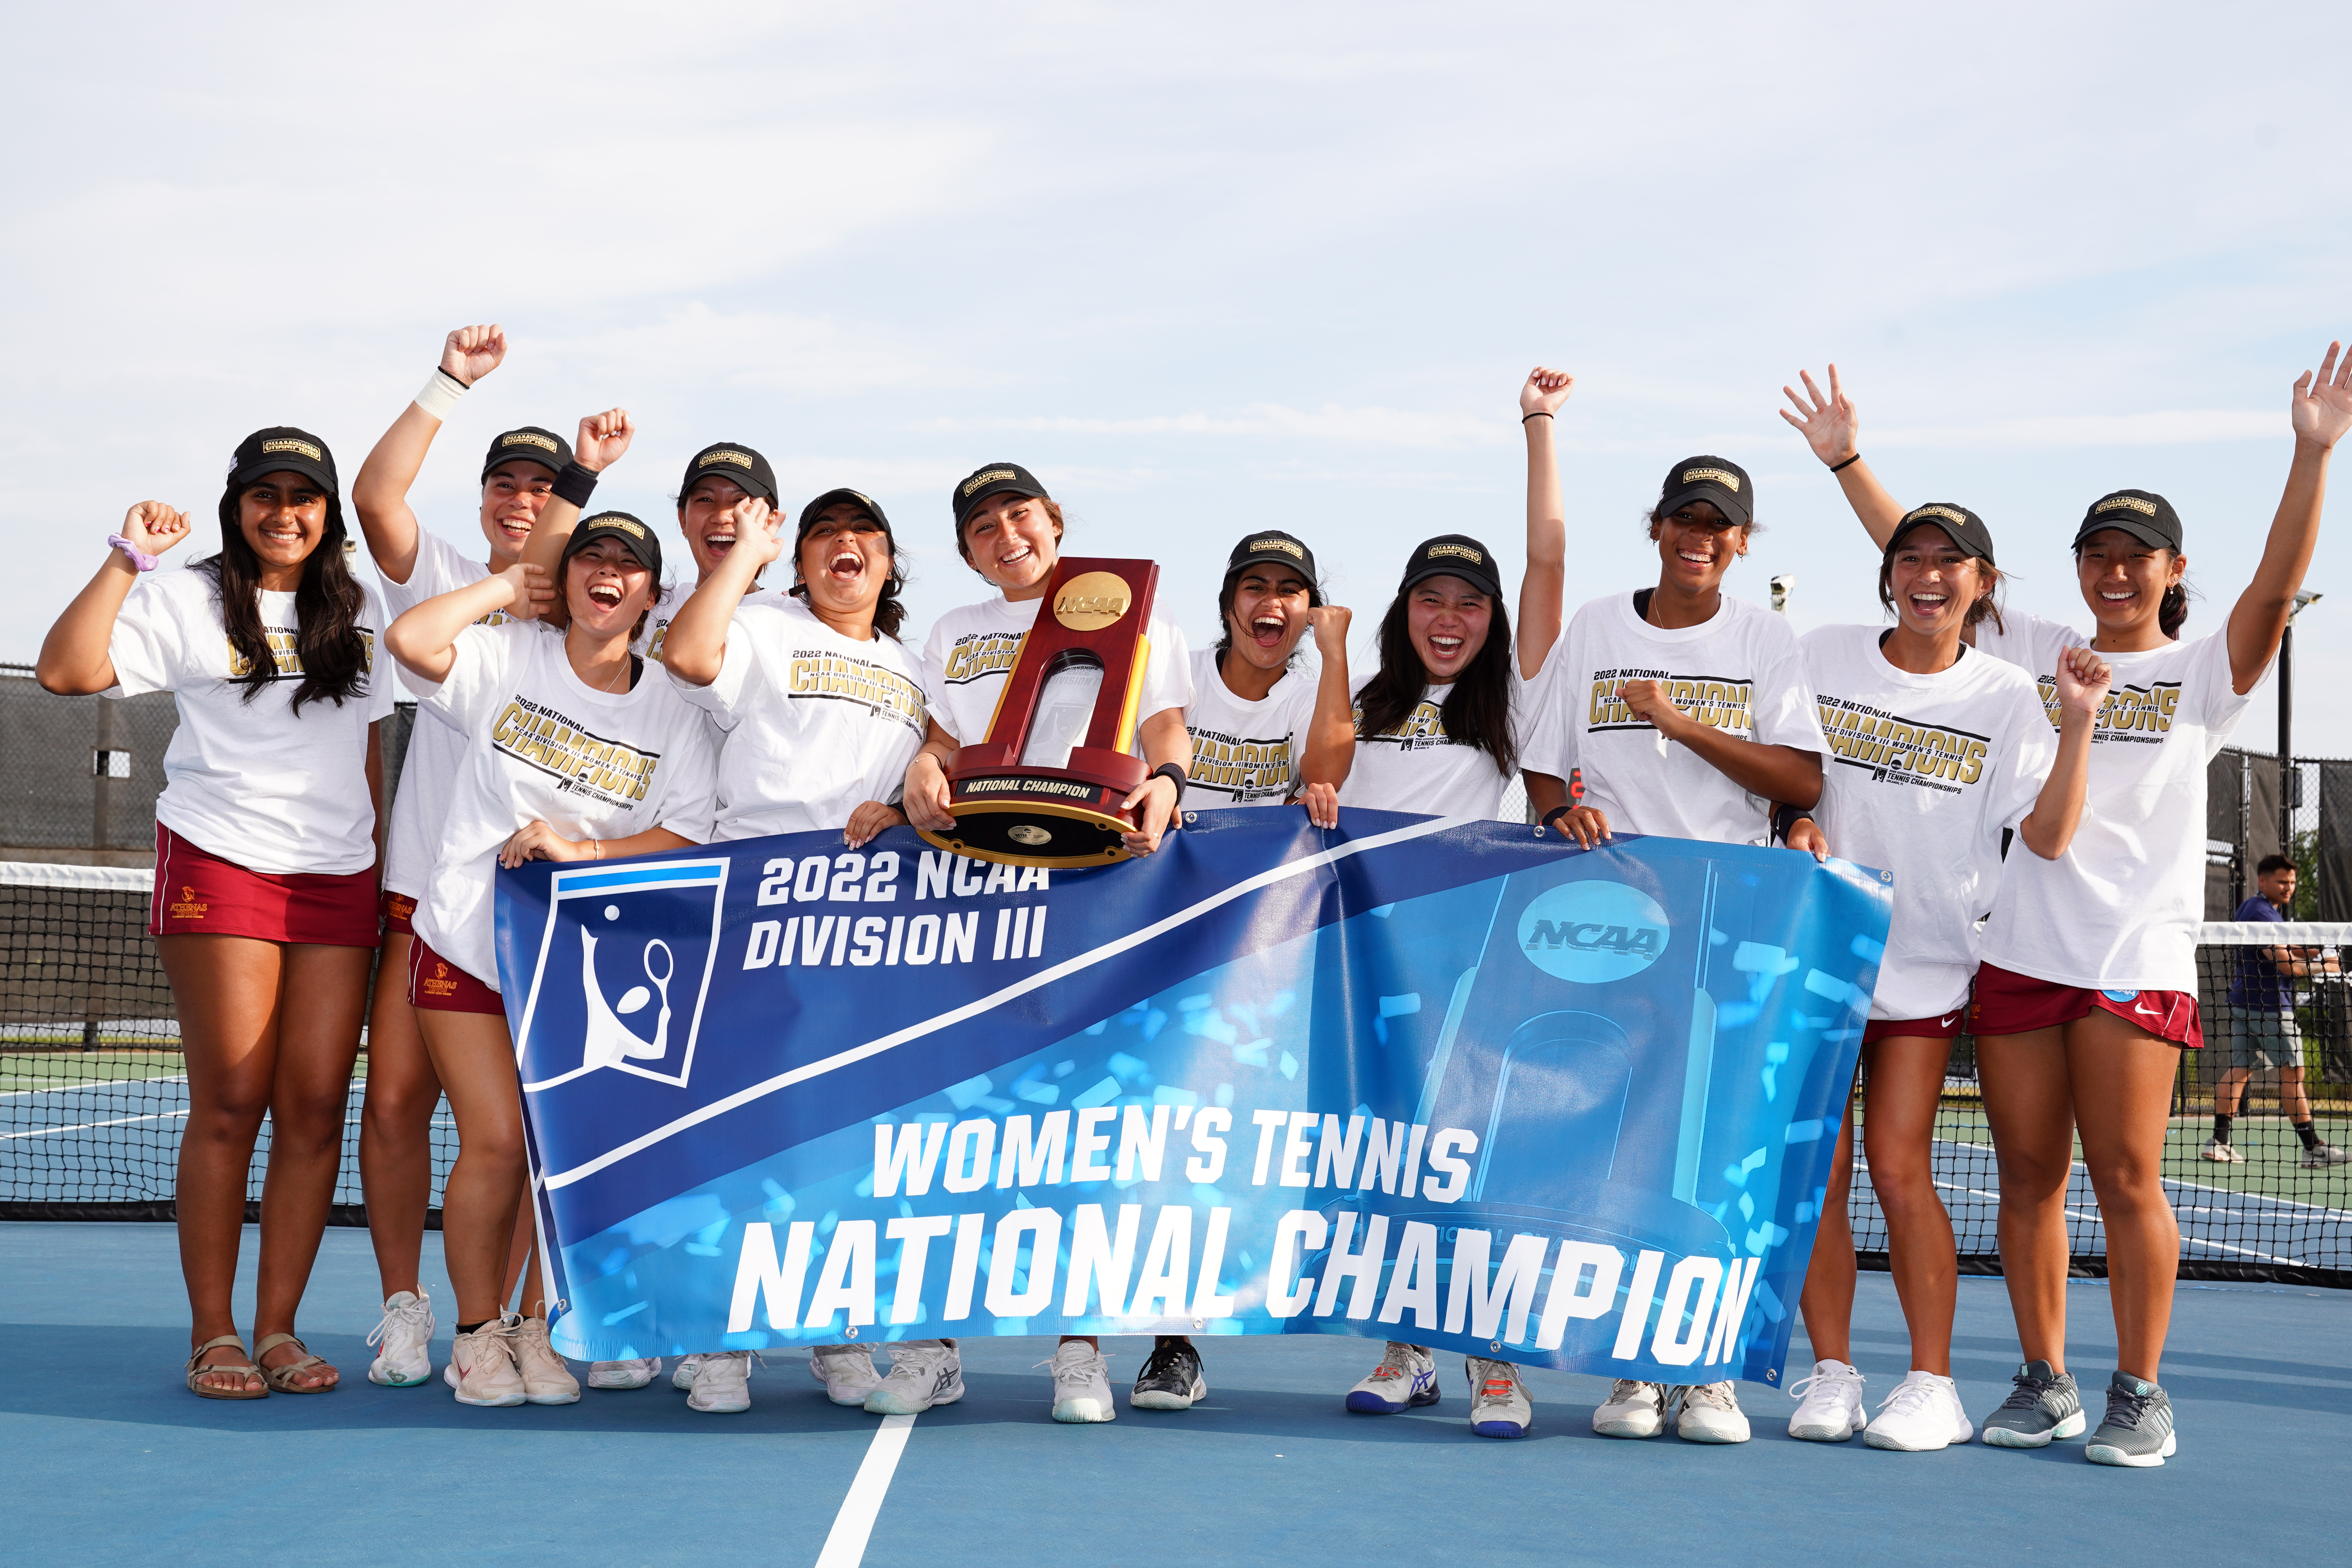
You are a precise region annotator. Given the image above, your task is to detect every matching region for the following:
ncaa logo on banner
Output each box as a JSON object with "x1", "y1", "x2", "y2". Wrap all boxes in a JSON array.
[
  {"x1": 513, "y1": 859, "x2": 729, "y2": 1093},
  {"x1": 1517, "y1": 880, "x2": 1671, "y2": 984}
]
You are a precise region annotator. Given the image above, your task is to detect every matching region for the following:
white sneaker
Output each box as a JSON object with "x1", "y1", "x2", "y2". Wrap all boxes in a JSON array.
[
  {"x1": 1864, "y1": 1369, "x2": 1975, "y2": 1451},
  {"x1": 512, "y1": 1317, "x2": 580, "y2": 1406},
  {"x1": 1465, "y1": 1357, "x2": 1533, "y2": 1439},
  {"x1": 450, "y1": 1316, "x2": 527, "y2": 1408},
  {"x1": 809, "y1": 1343, "x2": 886, "y2": 1406},
  {"x1": 1593, "y1": 1379, "x2": 1667, "y2": 1438},
  {"x1": 2201, "y1": 1138, "x2": 2245, "y2": 1164},
  {"x1": 588, "y1": 1357, "x2": 663, "y2": 1390},
  {"x1": 365, "y1": 1289, "x2": 435, "y2": 1388},
  {"x1": 1672, "y1": 1381, "x2": 1752, "y2": 1443},
  {"x1": 671, "y1": 1354, "x2": 703, "y2": 1391},
  {"x1": 1786, "y1": 1358, "x2": 1868, "y2": 1441},
  {"x1": 865, "y1": 1341, "x2": 965, "y2": 1415},
  {"x1": 1042, "y1": 1338, "x2": 1116, "y2": 1423},
  {"x1": 687, "y1": 1350, "x2": 755, "y2": 1414},
  {"x1": 1344, "y1": 1342, "x2": 1440, "y2": 1413}
]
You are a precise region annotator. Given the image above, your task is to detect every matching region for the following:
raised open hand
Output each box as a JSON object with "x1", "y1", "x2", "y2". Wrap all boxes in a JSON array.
[
  {"x1": 2290, "y1": 340, "x2": 2352, "y2": 451},
  {"x1": 1779, "y1": 365, "x2": 1859, "y2": 467},
  {"x1": 119, "y1": 501, "x2": 192, "y2": 556},
  {"x1": 733, "y1": 498, "x2": 784, "y2": 569},
  {"x1": 2054, "y1": 644, "x2": 2113, "y2": 723},
  {"x1": 1520, "y1": 367, "x2": 1575, "y2": 419},
  {"x1": 575, "y1": 408, "x2": 635, "y2": 472},
  {"x1": 441, "y1": 324, "x2": 508, "y2": 387}
]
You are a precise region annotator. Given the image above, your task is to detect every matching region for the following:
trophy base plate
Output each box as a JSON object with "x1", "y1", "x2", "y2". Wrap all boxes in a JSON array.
[{"x1": 918, "y1": 799, "x2": 1135, "y2": 869}]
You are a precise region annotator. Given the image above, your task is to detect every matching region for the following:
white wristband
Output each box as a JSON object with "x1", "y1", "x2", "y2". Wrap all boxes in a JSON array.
[{"x1": 413, "y1": 368, "x2": 467, "y2": 422}]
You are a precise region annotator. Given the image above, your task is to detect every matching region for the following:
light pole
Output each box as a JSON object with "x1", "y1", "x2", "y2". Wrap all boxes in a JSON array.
[
  {"x1": 2281, "y1": 589, "x2": 2322, "y2": 866},
  {"x1": 1771, "y1": 574, "x2": 1795, "y2": 615}
]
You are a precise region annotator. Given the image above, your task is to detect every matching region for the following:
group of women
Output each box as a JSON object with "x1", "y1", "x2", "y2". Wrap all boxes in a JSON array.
[{"x1": 33, "y1": 324, "x2": 2349, "y2": 1470}]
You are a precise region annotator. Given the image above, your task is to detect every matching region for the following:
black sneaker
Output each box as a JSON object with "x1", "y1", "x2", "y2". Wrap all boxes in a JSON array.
[
  {"x1": 2085, "y1": 1372, "x2": 2177, "y2": 1468},
  {"x1": 1980, "y1": 1359, "x2": 2087, "y2": 1448},
  {"x1": 1130, "y1": 1339, "x2": 1207, "y2": 1411}
]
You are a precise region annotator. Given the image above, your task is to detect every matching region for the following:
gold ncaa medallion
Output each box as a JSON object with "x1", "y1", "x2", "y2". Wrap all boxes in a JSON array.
[
  {"x1": 1007, "y1": 824, "x2": 1054, "y2": 847},
  {"x1": 1052, "y1": 571, "x2": 1132, "y2": 632}
]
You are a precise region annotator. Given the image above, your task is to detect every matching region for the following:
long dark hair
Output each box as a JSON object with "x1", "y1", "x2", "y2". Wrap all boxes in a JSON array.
[
  {"x1": 197, "y1": 483, "x2": 369, "y2": 712},
  {"x1": 1354, "y1": 589, "x2": 1517, "y2": 777}
]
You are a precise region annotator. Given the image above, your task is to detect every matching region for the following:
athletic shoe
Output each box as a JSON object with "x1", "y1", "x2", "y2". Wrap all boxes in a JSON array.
[
  {"x1": 450, "y1": 1316, "x2": 527, "y2": 1408},
  {"x1": 1465, "y1": 1357, "x2": 1533, "y2": 1439},
  {"x1": 671, "y1": 1354, "x2": 703, "y2": 1391},
  {"x1": 1672, "y1": 1381, "x2": 1751, "y2": 1443},
  {"x1": 588, "y1": 1358, "x2": 663, "y2": 1390},
  {"x1": 864, "y1": 1341, "x2": 964, "y2": 1415},
  {"x1": 1980, "y1": 1360, "x2": 2086, "y2": 1448},
  {"x1": 1345, "y1": 1342, "x2": 1440, "y2": 1414},
  {"x1": 2085, "y1": 1372, "x2": 2177, "y2": 1467},
  {"x1": 809, "y1": 1343, "x2": 885, "y2": 1406},
  {"x1": 2200, "y1": 1138, "x2": 2245, "y2": 1164},
  {"x1": 1043, "y1": 1338, "x2": 1117, "y2": 1423},
  {"x1": 1592, "y1": 1379, "x2": 1668, "y2": 1438},
  {"x1": 2301, "y1": 1141, "x2": 2351, "y2": 1168},
  {"x1": 687, "y1": 1350, "x2": 754, "y2": 1414},
  {"x1": 365, "y1": 1289, "x2": 436, "y2": 1388},
  {"x1": 1864, "y1": 1370, "x2": 1974, "y2": 1451},
  {"x1": 1130, "y1": 1339, "x2": 1207, "y2": 1411},
  {"x1": 513, "y1": 1317, "x2": 581, "y2": 1406},
  {"x1": 1785, "y1": 1358, "x2": 1867, "y2": 1442}
]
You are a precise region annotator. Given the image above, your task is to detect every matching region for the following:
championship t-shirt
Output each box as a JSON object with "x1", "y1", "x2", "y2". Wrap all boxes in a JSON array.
[
  {"x1": 415, "y1": 620, "x2": 718, "y2": 989},
  {"x1": 106, "y1": 567, "x2": 396, "y2": 875},
  {"x1": 1182, "y1": 648, "x2": 1321, "y2": 807},
  {"x1": 1973, "y1": 610, "x2": 2088, "y2": 731},
  {"x1": 2226, "y1": 895, "x2": 2292, "y2": 1009},
  {"x1": 1524, "y1": 590, "x2": 1827, "y2": 846},
  {"x1": 919, "y1": 592, "x2": 1193, "y2": 749},
  {"x1": 1801, "y1": 625, "x2": 2056, "y2": 1019},
  {"x1": 672, "y1": 596, "x2": 928, "y2": 840},
  {"x1": 377, "y1": 531, "x2": 509, "y2": 900},
  {"x1": 642, "y1": 583, "x2": 791, "y2": 665},
  {"x1": 1980, "y1": 622, "x2": 2261, "y2": 992},
  {"x1": 1338, "y1": 673, "x2": 1528, "y2": 821}
]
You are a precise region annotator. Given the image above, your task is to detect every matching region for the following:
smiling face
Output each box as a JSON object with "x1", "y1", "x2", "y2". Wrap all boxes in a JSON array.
[
  {"x1": 1650, "y1": 501, "x2": 1747, "y2": 594},
  {"x1": 237, "y1": 471, "x2": 329, "y2": 576},
  {"x1": 480, "y1": 461, "x2": 556, "y2": 562},
  {"x1": 959, "y1": 493, "x2": 1060, "y2": 594},
  {"x1": 1224, "y1": 566, "x2": 1314, "y2": 672},
  {"x1": 680, "y1": 475, "x2": 758, "y2": 579},
  {"x1": 1885, "y1": 526, "x2": 1991, "y2": 637},
  {"x1": 2075, "y1": 527, "x2": 2183, "y2": 635},
  {"x1": 1405, "y1": 574, "x2": 1492, "y2": 683},
  {"x1": 797, "y1": 503, "x2": 893, "y2": 621},
  {"x1": 565, "y1": 538, "x2": 654, "y2": 637}
]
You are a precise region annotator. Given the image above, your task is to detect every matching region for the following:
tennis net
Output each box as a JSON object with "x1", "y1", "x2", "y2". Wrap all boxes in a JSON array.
[{"x1": 0, "y1": 859, "x2": 453, "y2": 1224}]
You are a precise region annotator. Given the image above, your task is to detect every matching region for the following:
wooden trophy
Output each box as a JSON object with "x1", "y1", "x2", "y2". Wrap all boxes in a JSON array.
[{"x1": 920, "y1": 557, "x2": 1161, "y2": 868}]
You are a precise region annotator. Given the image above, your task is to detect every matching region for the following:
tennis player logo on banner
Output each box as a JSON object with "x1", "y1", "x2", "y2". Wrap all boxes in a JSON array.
[{"x1": 513, "y1": 859, "x2": 730, "y2": 1092}]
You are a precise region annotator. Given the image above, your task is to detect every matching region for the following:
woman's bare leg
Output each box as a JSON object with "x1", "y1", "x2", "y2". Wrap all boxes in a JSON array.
[
  {"x1": 1862, "y1": 1036, "x2": 1960, "y2": 1375},
  {"x1": 1796, "y1": 1076, "x2": 1859, "y2": 1366},
  {"x1": 414, "y1": 1009, "x2": 527, "y2": 1324},
  {"x1": 360, "y1": 932, "x2": 441, "y2": 1299},
  {"x1": 1976, "y1": 1026, "x2": 2077, "y2": 1372},
  {"x1": 2064, "y1": 1011, "x2": 2183, "y2": 1382}
]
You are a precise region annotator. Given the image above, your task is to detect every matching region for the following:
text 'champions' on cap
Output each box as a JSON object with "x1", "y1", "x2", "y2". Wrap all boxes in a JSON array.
[
  {"x1": 481, "y1": 426, "x2": 574, "y2": 484},
  {"x1": 562, "y1": 510, "x2": 664, "y2": 578},
  {"x1": 2072, "y1": 489, "x2": 2183, "y2": 553},
  {"x1": 950, "y1": 462, "x2": 1050, "y2": 534},
  {"x1": 1887, "y1": 502, "x2": 1998, "y2": 565},
  {"x1": 1656, "y1": 455, "x2": 1753, "y2": 528},
  {"x1": 228, "y1": 427, "x2": 339, "y2": 497},
  {"x1": 680, "y1": 443, "x2": 779, "y2": 506},
  {"x1": 1397, "y1": 533, "x2": 1503, "y2": 599}
]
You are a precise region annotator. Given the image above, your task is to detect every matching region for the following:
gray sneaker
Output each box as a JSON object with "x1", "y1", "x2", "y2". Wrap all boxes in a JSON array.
[
  {"x1": 2302, "y1": 1141, "x2": 2351, "y2": 1168},
  {"x1": 1465, "y1": 1357, "x2": 1532, "y2": 1439},
  {"x1": 1981, "y1": 1360, "x2": 2087, "y2": 1448},
  {"x1": 2085, "y1": 1372, "x2": 2176, "y2": 1467}
]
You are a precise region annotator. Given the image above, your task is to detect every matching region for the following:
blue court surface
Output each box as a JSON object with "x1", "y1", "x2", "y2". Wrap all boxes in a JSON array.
[{"x1": 2, "y1": 1223, "x2": 2345, "y2": 1567}]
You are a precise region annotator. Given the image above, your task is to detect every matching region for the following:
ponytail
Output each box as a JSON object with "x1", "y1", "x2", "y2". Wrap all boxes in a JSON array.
[{"x1": 2159, "y1": 581, "x2": 2190, "y2": 638}]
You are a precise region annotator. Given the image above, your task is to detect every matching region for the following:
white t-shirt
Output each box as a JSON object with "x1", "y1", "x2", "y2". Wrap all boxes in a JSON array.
[
  {"x1": 1338, "y1": 673, "x2": 1527, "y2": 821},
  {"x1": 1183, "y1": 647, "x2": 1321, "y2": 807},
  {"x1": 1801, "y1": 625, "x2": 2056, "y2": 1019},
  {"x1": 377, "y1": 531, "x2": 509, "y2": 899},
  {"x1": 642, "y1": 583, "x2": 790, "y2": 665},
  {"x1": 672, "y1": 596, "x2": 927, "y2": 840},
  {"x1": 416, "y1": 621, "x2": 718, "y2": 988},
  {"x1": 1524, "y1": 591, "x2": 1826, "y2": 846},
  {"x1": 1980, "y1": 621, "x2": 2260, "y2": 993},
  {"x1": 106, "y1": 566, "x2": 395, "y2": 875},
  {"x1": 1973, "y1": 610, "x2": 2088, "y2": 732},
  {"x1": 919, "y1": 592, "x2": 1193, "y2": 750}
]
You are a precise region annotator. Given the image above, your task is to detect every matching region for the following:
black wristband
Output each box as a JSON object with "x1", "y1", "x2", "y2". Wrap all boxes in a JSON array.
[
  {"x1": 1828, "y1": 452, "x2": 1861, "y2": 473},
  {"x1": 1771, "y1": 803, "x2": 1813, "y2": 844},
  {"x1": 552, "y1": 461, "x2": 600, "y2": 509},
  {"x1": 1540, "y1": 805, "x2": 1572, "y2": 831},
  {"x1": 1522, "y1": 410, "x2": 1553, "y2": 423},
  {"x1": 1149, "y1": 762, "x2": 1188, "y2": 802}
]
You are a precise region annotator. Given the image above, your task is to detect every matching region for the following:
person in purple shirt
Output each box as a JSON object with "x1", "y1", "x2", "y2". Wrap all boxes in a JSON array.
[{"x1": 2207, "y1": 854, "x2": 2349, "y2": 1168}]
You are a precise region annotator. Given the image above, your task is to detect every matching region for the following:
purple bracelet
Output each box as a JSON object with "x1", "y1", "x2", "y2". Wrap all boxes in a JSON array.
[{"x1": 106, "y1": 534, "x2": 159, "y2": 572}]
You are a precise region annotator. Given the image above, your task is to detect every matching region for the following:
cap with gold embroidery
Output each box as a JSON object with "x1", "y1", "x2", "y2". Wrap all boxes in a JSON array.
[
  {"x1": 227, "y1": 426, "x2": 338, "y2": 497},
  {"x1": 479, "y1": 425, "x2": 573, "y2": 484},
  {"x1": 950, "y1": 460, "x2": 1050, "y2": 535},
  {"x1": 2071, "y1": 488, "x2": 2181, "y2": 553},
  {"x1": 1397, "y1": 533, "x2": 1503, "y2": 600},
  {"x1": 1222, "y1": 529, "x2": 1321, "y2": 589},
  {"x1": 1887, "y1": 501, "x2": 1997, "y2": 565},
  {"x1": 680, "y1": 442, "x2": 779, "y2": 506},
  {"x1": 561, "y1": 510, "x2": 663, "y2": 578},
  {"x1": 1656, "y1": 454, "x2": 1753, "y2": 528}
]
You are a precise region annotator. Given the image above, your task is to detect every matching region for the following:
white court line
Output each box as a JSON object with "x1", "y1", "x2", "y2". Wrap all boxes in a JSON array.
[
  {"x1": 0, "y1": 1074, "x2": 189, "y2": 1099},
  {"x1": 0, "y1": 1109, "x2": 189, "y2": 1140},
  {"x1": 814, "y1": 1414, "x2": 914, "y2": 1567},
  {"x1": 1925, "y1": 1180, "x2": 2316, "y2": 1266},
  {"x1": 1924, "y1": 1134, "x2": 2352, "y2": 1221}
]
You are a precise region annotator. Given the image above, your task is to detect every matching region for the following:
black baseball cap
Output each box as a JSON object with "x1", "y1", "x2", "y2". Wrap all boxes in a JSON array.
[
  {"x1": 1657, "y1": 456, "x2": 1753, "y2": 528},
  {"x1": 480, "y1": 425, "x2": 572, "y2": 484},
  {"x1": 681, "y1": 442, "x2": 779, "y2": 506},
  {"x1": 1887, "y1": 502, "x2": 1997, "y2": 565},
  {"x1": 228, "y1": 427, "x2": 338, "y2": 496},
  {"x1": 2073, "y1": 489, "x2": 2182, "y2": 553},
  {"x1": 1223, "y1": 530, "x2": 1320, "y2": 589},
  {"x1": 798, "y1": 487, "x2": 895, "y2": 547},
  {"x1": 951, "y1": 461, "x2": 1049, "y2": 532},
  {"x1": 561, "y1": 511, "x2": 663, "y2": 578},
  {"x1": 1398, "y1": 533, "x2": 1503, "y2": 600}
]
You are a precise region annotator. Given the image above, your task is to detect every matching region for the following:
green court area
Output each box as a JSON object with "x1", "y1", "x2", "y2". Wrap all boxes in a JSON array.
[
  {"x1": 1, "y1": 1049, "x2": 186, "y2": 1093},
  {"x1": 2160, "y1": 1115, "x2": 2352, "y2": 1209}
]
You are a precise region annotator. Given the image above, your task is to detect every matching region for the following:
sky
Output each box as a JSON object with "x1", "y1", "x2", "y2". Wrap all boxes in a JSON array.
[{"x1": 8, "y1": 1, "x2": 2352, "y2": 753}]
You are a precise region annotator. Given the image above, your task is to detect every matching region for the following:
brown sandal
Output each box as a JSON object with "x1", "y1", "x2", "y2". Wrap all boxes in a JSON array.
[
  {"x1": 253, "y1": 1332, "x2": 336, "y2": 1394},
  {"x1": 185, "y1": 1334, "x2": 268, "y2": 1400}
]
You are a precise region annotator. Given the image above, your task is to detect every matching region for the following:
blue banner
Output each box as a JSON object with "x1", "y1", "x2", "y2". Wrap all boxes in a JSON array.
[{"x1": 495, "y1": 810, "x2": 1891, "y2": 1390}]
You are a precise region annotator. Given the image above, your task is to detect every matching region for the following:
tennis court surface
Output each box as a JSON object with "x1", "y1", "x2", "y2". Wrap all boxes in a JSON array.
[{"x1": 3, "y1": 1222, "x2": 2343, "y2": 1567}]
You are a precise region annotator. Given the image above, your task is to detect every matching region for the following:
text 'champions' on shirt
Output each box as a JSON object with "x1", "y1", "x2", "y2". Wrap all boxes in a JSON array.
[{"x1": 1182, "y1": 646, "x2": 1320, "y2": 807}]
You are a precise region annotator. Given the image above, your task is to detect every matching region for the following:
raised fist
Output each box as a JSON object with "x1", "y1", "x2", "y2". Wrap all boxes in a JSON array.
[
  {"x1": 575, "y1": 409, "x2": 635, "y2": 472},
  {"x1": 2055, "y1": 645, "x2": 2113, "y2": 723},
  {"x1": 119, "y1": 501, "x2": 192, "y2": 557},
  {"x1": 441, "y1": 324, "x2": 508, "y2": 387},
  {"x1": 1305, "y1": 603, "x2": 1352, "y2": 655},
  {"x1": 1520, "y1": 367, "x2": 1575, "y2": 420}
]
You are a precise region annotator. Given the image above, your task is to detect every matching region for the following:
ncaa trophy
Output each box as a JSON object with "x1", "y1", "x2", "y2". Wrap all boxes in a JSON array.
[{"x1": 918, "y1": 557, "x2": 1162, "y2": 869}]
